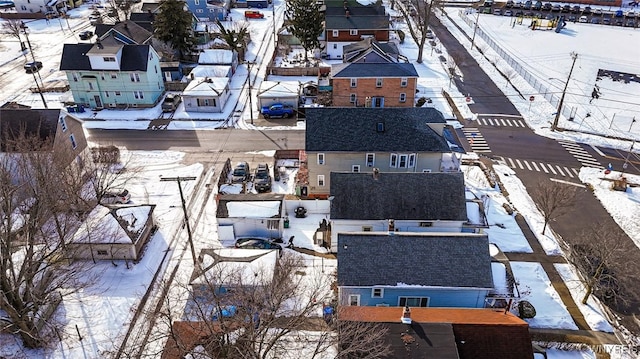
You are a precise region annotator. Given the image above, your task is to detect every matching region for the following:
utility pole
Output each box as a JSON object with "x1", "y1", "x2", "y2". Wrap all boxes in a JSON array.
[
  {"x1": 470, "y1": 8, "x2": 481, "y2": 50},
  {"x1": 247, "y1": 62, "x2": 254, "y2": 125},
  {"x1": 552, "y1": 52, "x2": 578, "y2": 132},
  {"x1": 21, "y1": 22, "x2": 48, "y2": 109},
  {"x1": 160, "y1": 176, "x2": 198, "y2": 265}
]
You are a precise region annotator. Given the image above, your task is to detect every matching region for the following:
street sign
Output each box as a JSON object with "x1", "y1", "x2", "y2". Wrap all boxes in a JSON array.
[{"x1": 529, "y1": 95, "x2": 535, "y2": 102}]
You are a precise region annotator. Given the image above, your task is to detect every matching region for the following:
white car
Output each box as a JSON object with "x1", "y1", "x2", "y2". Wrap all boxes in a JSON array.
[{"x1": 578, "y1": 15, "x2": 588, "y2": 23}]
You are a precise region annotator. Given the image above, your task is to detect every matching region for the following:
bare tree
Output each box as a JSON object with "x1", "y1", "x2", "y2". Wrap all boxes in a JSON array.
[
  {"x1": 138, "y1": 252, "x2": 389, "y2": 358},
  {"x1": 395, "y1": 0, "x2": 439, "y2": 63},
  {"x1": 2, "y1": 19, "x2": 26, "y2": 51},
  {"x1": 0, "y1": 133, "x2": 100, "y2": 348},
  {"x1": 503, "y1": 67, "x2": 517, "y2": 88},
  {"x1": 531, "y1": 181, "x2": 576, "y2": 235},
  {"x1": 567, "y1": 222, "x2": 640, "y2": 306}
]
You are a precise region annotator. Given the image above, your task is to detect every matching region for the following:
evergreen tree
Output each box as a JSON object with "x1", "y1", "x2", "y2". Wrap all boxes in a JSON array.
[
  {"x1": 286, "y1": 0, "x2": 324, "y2": 61},
  {"x1": 153, "y1": 0, "x2": 194, "y2": 59}
]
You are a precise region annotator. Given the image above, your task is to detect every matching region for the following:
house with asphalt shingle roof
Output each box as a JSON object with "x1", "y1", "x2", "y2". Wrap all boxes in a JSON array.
[
  {"x1": 337, "y1": 232, "x2": 493, "y2": 308},
  {"x1": 59, "y1": 39, "x2": 165, "y2": 109},
  {"x1": 342, "y1": 37, "x2": 405, "y2": 63},
  {"x1": 95, "y1": 20, "x2": 153, "y2": 45},
  {"x1": 324, "y1": 3, "x2": 390, "y2": 59},
  {"x1": 326, "y1": 172, "x2": 470, "y2": 251},
  {"x1": 331, "y1": 61, "x2": 418, "y2": 107},
  {"x1": 304, "y1": 107, "x2": 459, "y2": 198}
]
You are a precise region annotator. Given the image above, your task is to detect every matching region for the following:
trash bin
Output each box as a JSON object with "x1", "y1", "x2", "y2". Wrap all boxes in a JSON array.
[{"x1": 284, "y1": 217, "x2": 290, "y2": 228}]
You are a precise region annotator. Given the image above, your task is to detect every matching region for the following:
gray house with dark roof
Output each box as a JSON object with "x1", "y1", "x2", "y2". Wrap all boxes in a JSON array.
[
  {"x1": 325, "y1": 3, "x2": 390, "y2": 59},
  {"x1": 304, "y1": 107, "x2": 460, "y2": 198},
  {"x1": 60, "y1": 37, "x2": 165, "y2": 109},
  {"x1": 327, "y1": 172, "x2": 469, "y2": 251},
  {"x1": 337, "y1": 232, "x2": 493, "y2": 308}
]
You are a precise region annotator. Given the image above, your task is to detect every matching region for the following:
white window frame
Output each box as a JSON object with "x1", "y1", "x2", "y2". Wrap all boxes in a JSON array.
[
  {"x1": 401, "y1": 77, "x2": 408, "y2": 87},
  {"x1": 349, "y1": 93, "x2": 357, "y2": 104},
  {"x1": 349, "y1": 29, "x2": 358, "y2": 35},
  {"x1": 130, "y1": 73, "x2": 140, "y2": 82},
  {"x1": 399, "y1": 154, "x2": 408, "y2": 168},
  {"x1": 390, "y1": 153, "x2": 398, "y2": 168},
  {"x1": 332, "y1": 29, "x2": 339, "y2": 37},
  {"x1": 348, "y1": 294, "x2": 360, "y2": 306},
  {"x1": 318, "y1": 175, "x2": 325, "y2": 187},
  {"x1": 399, "y1": 297, "x2": 429, "y2": 307},
  {"x1": 69, "y1": 134, "x2": 77, "y2": 149},
  {"x1": 408, "y1": 153, "x2": 416, "y2": 168},
  {"x1": 195, "y1": 0, "x2": 199, "y2": 4},
  {"x1": 59, "y1": 117, "x2": 67, "y2": 132},
  {"x1": 352, "y1": 165, "x2": 360, "y2": 173},
  {"x1": 110, "y1": 73, "x2": 117, "y2": 79},
  {"x1": 372, "y1": 288, "x2": 384, "y2": 298},
  {"x1": 376, "y1": 78, "x2": 383, "y2": 87},
  {"x1": 399, "y1": 93, "x2": 406, "y2": 103},
  {"x1": 350, "y1": 78, "x2": 357, "y2": 87},
  {"x1": 105, "y1": 91, "x2": 110, "y2": 98},
  {"x1": 317, "y1": 153, "x2": 325, "y2": 165},
  {"x1": 72, "y1": 72, "x2": 79, "y2": 82},
  {"x1": 115, "y1": 91, "x2": 121, "y2": 96},
  {"x1": 366, "y1": 153, "x2": 375, "y2": 167}
]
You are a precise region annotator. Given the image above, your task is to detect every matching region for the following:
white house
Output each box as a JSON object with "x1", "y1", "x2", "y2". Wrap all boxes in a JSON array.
[
  {"x1": 182, "y1": 77, "x2": 231, "y2": 113},
  {"x1": 197, "y1": 49, "x2": 238, "y2": 74},
  {"x1": 257, "y1": 81, "x2": 300, "y2": 109}
]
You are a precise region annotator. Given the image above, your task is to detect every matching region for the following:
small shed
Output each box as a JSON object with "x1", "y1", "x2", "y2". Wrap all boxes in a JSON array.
[
  {"x1": 216, "y1": 193, "x2": 285, "y2": 241},
  {"x1": 197, "y1": 49, "x2": 238, "y2": 74},
  {"x1": 182, "y1": 77, "x2": 231, "y2": 113},
  {"x1": 160, "y1": 62, "x2": 184, "y2": 82},
  {"x1": 68, "y1": 204, "x2": 156, "y2": 261},
  {"x1": 257, "y1": 81, "x2": 300, "y2": 109}
]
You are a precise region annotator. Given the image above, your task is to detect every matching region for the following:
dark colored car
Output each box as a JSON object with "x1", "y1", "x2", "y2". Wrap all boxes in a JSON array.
[
  {"x1": 561, "y1": 4, "x2": 570, "y2": 12},
  {"x1": 100, "y1": 189, "x2": 131, "y2": 204},
  {"x1": 235, "y1": 238, "x2": 282, "y2": 251},
  {"x1": 505, "y1": 0, "x2": 514, "y2": 7},
  {"x1": 231, "y1": 162, "x2": 250, "y2": 183},
  {"x1": 523, "y1": 0, "x2": 532, "y2": 9},
  {"x1": 24, "y1": 61, "x2": 42, "y2": 73},
  {"x1": 568, "y1": 15, "x2": 577, "y2": 22},
  {"x1": 253, "y1": 163, "x2": 272, "y2": 193},
  {"x1": 583, "y1": 6, "x2": 592, "y2": 14},
  {"x1": 625, "y1": 19, "x2": 636, "y2": 27},
  {"x1": 543, "y1": 2, "x2": 552, "y2": 10},
  {"x1": 571, "y1": 5, "x2": 581, "y2": 13},
  {"x1": 591, "y1": 17, "x2": 600, "y2": 24},
  {"x1": 615, "y1": 18, "x2": 624, "y2": 25},
  {"x1": 79, "y1": 30, "x2": 93, "y2": 40},
  {"x1": 551, "y1": 5, "x2": 561, "y2": 12},
  {"x1": 533, "y1": 0, "x2": 542, "y2": 10}
]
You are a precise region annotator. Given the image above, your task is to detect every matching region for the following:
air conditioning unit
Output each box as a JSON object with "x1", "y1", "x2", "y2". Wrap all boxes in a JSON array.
[{"x1": 131, "y1": 103, "x2": 138, "y2": 107}]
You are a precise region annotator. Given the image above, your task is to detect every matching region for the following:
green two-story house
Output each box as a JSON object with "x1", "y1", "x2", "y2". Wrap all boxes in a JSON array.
[{"x1": 60, "y1": 36, "x2": 165, "y2": 109}]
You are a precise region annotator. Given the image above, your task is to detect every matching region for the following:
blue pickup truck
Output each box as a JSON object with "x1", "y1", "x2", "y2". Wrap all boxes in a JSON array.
[{"x1": 260, "y1": 104, "x2": 294, "y2": 119}]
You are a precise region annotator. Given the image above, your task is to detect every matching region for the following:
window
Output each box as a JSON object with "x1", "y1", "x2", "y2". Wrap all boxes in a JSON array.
[
  {"x1": 194, "y1": 0, "x2": 199, "y2": 4},
  {"x1": 69, "y1": 134, "x2": 77, "y2": 149},
  {"x1": 111, "y1": 73, "x2": 117, "y2": 79},
  {"x1": 350, "y1": 78, "x2": 357, "y2": 87},
  {"x1": 349, "y1": 93, "x2": 357, "y2": 104},
  {"x1": 376, "y1": 78, "x2": 383, "y2": 87},
  {"x1": 352, "y1": 165, "x2": 360, "y2": 173},
  {"x1": 88, "y1": 82, "x2": 94, "y2": 90},
  {"x1": 372, "y1": 288, "x2": 384, "y2": 298},
  {"x1": 59, "y1": 117, "x2": 67, "y2": 132},
  {"x1": 100, "y1": 73, "x2": 105, "y2": 80},
  {"x1": 332, "y1": 30, "x2": 339, "y2": 37},
  {"x1": 130, "y1": 73, "x2": 140, "y2": 82},
  {"x1": 422, "y1": 169, "x2": 432, "y2": 173},
  {"x1": 154, "y1": 65, "x2": 158, "y2": 73},
  {"x1": 419, "y1": 222, "x2": 433, "y2": 227},
  {"x1": 72, "y1": 72, "x2": 79, "y2": 82},
  {"x1": 408, "y1": 154, "x2": 416, "y2": 168},
  {"x1": 333, "y1": 43, "x2": 337, "y2": 49},
  {"x1": 390, "y1": 153, "x2": 398, "y2": 168},
  {"x1": 399, "y1": 93, "x2": 406, "y2": 102},
  {"x1": 317, "y1": 175, "x2": 325, "y2": 187},
  {"x1": 362, "y1": 226, "x2": 372, "y2": 232},
  {"x1": 133, "y1": 91, "x2": 144, "y2": 99},
  {"x1": 196, "y1": 9, "x2": 203, "y2": 12},
  {"x1": 103, "y1": 56, "x2": 116, "y2": 62},
  {"x1": 115, "y1": 91, "x2": 121, "y2": 96},
  {"x1": 197, "y1": 98, "x2": 214, "y2": 106},
  {"x1": 317, "y1": 153, "x2": 325, "y2": 165},
  {"x1": 399, "y1": 297, "x2": 429, "y2": 307},
  {"x1": 399, "y1": 154, "x2": 408, "y2": 168},
  {"x1": 349, "y1": 295, "x2": 360, "y2": 306},
  {"x1": 209, "y1": 8, "x2": 214, "y2": 12},
  {"x1": 376, "y1": 122, "x2": 385, "y2": 132},
  {"x1": 97, "y1": 250, "x2": 108, "y2": 256},
  {"x1": 349, "y1": 29, "x2": 358, "y2": 36},
  {"x1": 105, "y1": 91, "x2": 109, "y2": 97},
  {"x1": 401, "y1": 77, "x2": 408, "y2": 87},
  {"x1": 366, "y1": 153, "x2": 375, "y2": 167}
]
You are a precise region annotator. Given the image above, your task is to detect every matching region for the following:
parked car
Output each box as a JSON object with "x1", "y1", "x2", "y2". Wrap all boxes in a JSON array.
[
  {"x1": 544, "y1": 13, "x2": 554, "y2": 20},
  {"x1": 231, "y1": 162, "x2": 250, "y2": 183},
  {"x1": 523, "y1": 0, "x2": 532, "y2": 9},
  {"x1": 253, "y1": 163, "x2": 272, "y2": 192},
  {"x1": 551, "y1": 5, "x2": 560, "y2": 12},
  {"x1": 493, "y1": 8, "x2": 502, "y2": 15},
  {"x1": 244, "y1": 10, "x2": 264, "y2": 19},
  {"x1": 504, "y1": 9, "x2": 513, "y2": 16},
  {"x1": 615, "y1": 18, "x2": 624, "y2": 25},
  {"x1": 483, "y1": 0, "x2": 494, "y2": 6},
  {"x1": 626, "y1": 11, "x2": 636, "y2": 18},
  {"x1": 235, "y1": 238, "x2": 282, "y2": 252},
  {"x1": 162, "y1": 94, "x2": 182, "y2": 112},
  {"x1": 24, "y1": 61, "x2": 42, "y2": 73},
  {"x1": 561, "y1": 5, "x2": 570, "y2": 12},
  {"x1": 571, "y1": 5, "x2": 581, "y2": 13},
  {"x1": 568, "y1": 15, "x2": 577, "y2": 22},
  {"x1": 590, "y1": 17, "x2": 600, "y2": 24},
  {"x1": 79, "y1": 30, "x2": 93, "y2": 40},
  {"x1": 625, "y1": 19, "x2": 636, "y2": 27},
  {"x1": 514, "y1": 1, "x2": 523, "y2": 8},
  {"x1": 583, "y1": 6, "x2": 591, "y2": 14},
  {"x1": 532, "y1": 1, "x2": 542, "y2": 10},
  {"x1": 592, "y1": 8, "x2": 603, "y2": 15},
  {"x1": 614, "y1": 9, "x2": 623, "y2": 18},
  {"x1": 505, "y1": 0, "x2": 514, "y2": 7},
  {"x1": 482, "y1": 6, "x2": 492, "y2": 13},
  {"x1": 542, "y1": 2, "x2": 552, "y2": 10},
  {"x1": 578, "y1": 15, "x2": 588, "y2": 23},
  {"x1": 602, "y1": 17, "x2": 611, "y2": 25},
  {"x1": 260, "y1": 103, "x2": 294, "y2": 119},
  {"x1": 101, "y1": 189, "x2": 131, "y2": 204}
]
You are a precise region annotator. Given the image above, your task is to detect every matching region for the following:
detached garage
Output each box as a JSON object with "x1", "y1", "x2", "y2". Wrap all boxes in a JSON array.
[{"x1": 257, "y1": 81, "x2": 300, "y2": 110}]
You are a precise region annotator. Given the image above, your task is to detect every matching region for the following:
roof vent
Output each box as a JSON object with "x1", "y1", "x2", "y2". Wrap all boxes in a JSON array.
[
  {"x1": 401, "y1": 305, "x2": 412, "y2": 324},
  {"x1": 372, "y1": 168, "x2": 380, "y2": 180},
  {"x1": 376, "y1": 122, "x2": 384, "y2": 132}
]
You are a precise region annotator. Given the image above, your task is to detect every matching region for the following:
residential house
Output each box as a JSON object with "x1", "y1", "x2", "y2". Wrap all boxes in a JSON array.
[
  {"x1": 68, "y1": 204, "x2": 156, "y2": 261},
  {"x1": 304, "y1": 107, "x2": 458, "y2": 198},
  {"x1": 324, "y1": 2, "x2": 390, "y2": 59},
  {"x1": 257, "y1": 81, "x2": 300, "y2": 109},
  {"x1": 337, "y1": 232, "x2": 493, "y2": 308},
  {"x1": 327, "y1": 171, "x2": 470, "y2": 252},
  {"x1": 216, "y1": 193, "x2": 285, "y2": 242},
  {"x1": 182, "y1": 77, "x2": 231, "y2": 113},
  {"x1": 60, "y1": 39, "x2": 165, "y2": 109},
  {"x1": 198, "y1": 49, "x2": 238, "y2": 74},
  {"x1": 342, "y1": 37, "x2": 405, "y2": 63},
  {"x1": 129, "y1": 12, "x2": 155, "y2": 33},
  {"x1": 160, "y1": 62, "x2": 184, "y2": 82},
  {"x1": 186, "y1": 0, "x2": 229, "y2": 21},
  {"x1": 95, "y1": 20, "x2": 154, "y2": 45},
  {"x1": 340, "y1": 306, "x2": 535, "y2": 359},
  {"x1": 13, "y1": 0, "x2": 64, "y2": 15}
]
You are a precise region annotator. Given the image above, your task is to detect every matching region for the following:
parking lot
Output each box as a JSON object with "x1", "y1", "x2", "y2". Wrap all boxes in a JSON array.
[{"x1": 482, "y1": 1, "x2": 638, "y2": 27}]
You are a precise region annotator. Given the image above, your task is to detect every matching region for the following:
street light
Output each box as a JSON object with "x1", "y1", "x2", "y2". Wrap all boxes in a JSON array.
[{"x1": 20, "y1": 22, "x2": 48, "y2": 109}]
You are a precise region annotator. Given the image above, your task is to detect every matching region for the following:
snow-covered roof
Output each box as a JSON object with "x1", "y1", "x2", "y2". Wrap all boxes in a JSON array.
[
  {"x1": 226, "y1": 201, "x2": 281, "y2": 218},
  {"x1": 183, "y1": 77, "x2": 229, "y2": 95},
  {"x1": 257, "y1": 81, "x2": 300, "y2": 98},
  {"x1": 197, "y1": 49, "x2": 234, "y2": 65},
  {"x1": 191, "y1": 248, "x2": 278, "y2": 286},
  {"x1": 189, "y1": 65, "x2": 231, "y2": 78},
  {"x1": 71, "y1": 204, "x2": 154, "y2": 245}
]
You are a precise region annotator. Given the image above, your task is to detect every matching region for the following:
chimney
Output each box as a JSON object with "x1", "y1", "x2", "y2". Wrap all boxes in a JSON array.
[
  {"x1": 345, "y1": 10, "x2": 350, "y2": 18},
  {"x1": 372, "y1": 168, "x2": 380, "y2": 180},
  {"x1": 401, "y1": 305, "x2": 412, "y2": 324}
]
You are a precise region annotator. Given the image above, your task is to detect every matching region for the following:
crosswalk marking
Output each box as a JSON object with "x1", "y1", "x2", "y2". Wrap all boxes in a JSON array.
[
  {"x1": 558, "y1": 140, "x2": 603, "y2": 169},
  {"x1": 461, "y1": 127, "x2": 492, "y2": 153},
  {"x1": 497, "y1": 156, "x2": 580, "y2": 178},
  {"x1": 477, "y1": 117, "x2": 527, "y2": 128}
]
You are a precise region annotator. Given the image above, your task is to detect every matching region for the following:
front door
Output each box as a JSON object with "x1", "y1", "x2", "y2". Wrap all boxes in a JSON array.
[
  {"x1": 164, "y1": 71, "x2": 172, "y2": 82},
  {"x1": 372, "y1": 97, "x2": 384, "y2": 107},
  {"x1": 94, "y1": 95, "x2": 103, "y2": 108}
]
